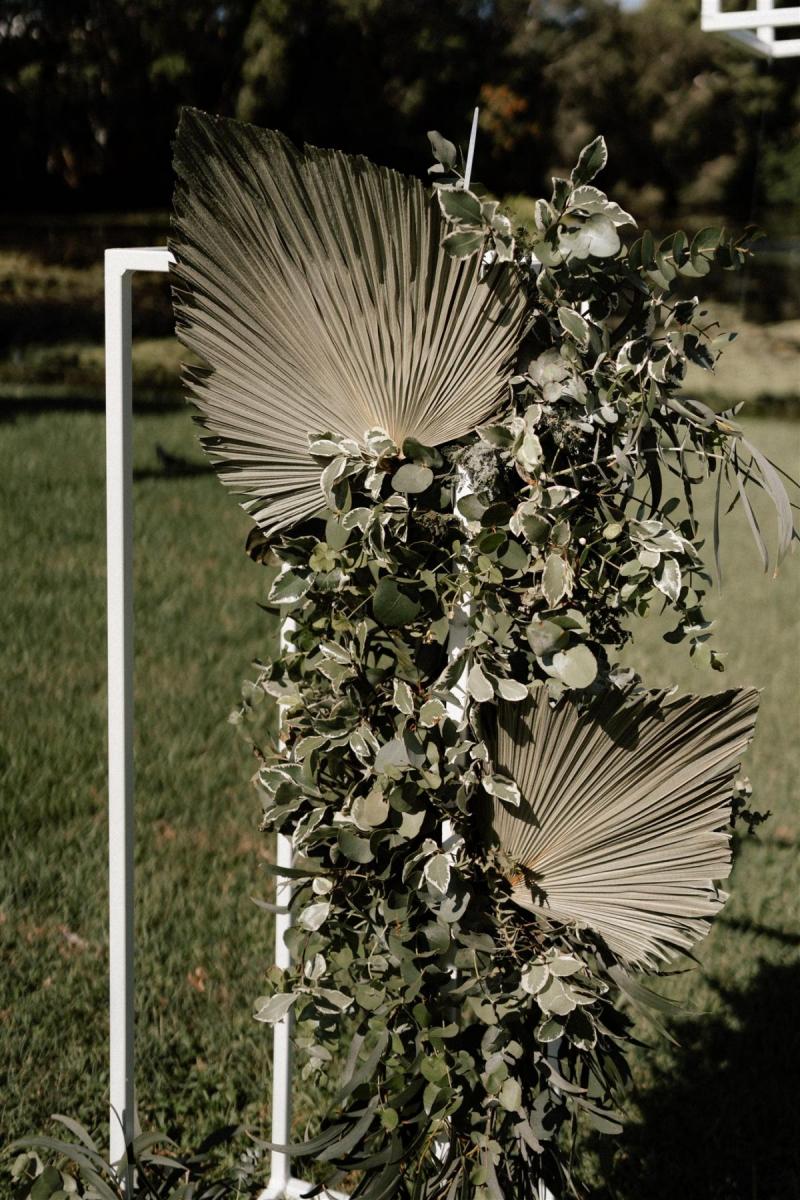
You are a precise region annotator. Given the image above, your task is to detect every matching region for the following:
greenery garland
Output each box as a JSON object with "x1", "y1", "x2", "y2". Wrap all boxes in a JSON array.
[{"x1": 231, "y1": 132, "x2": 793, "y2": 1198}]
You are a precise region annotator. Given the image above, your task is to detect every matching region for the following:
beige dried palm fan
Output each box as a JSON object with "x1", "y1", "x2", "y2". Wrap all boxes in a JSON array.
[
  {"x1": 171, "y1": 108, "x2": 525, "y2": 535},
  {"x1": 487, "y1": 685, "x2": 759, "y2": 967}
]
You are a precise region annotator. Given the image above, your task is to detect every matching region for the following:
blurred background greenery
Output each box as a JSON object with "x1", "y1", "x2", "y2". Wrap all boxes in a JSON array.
[
  {"x1": 3, "y1": 0, "x2": 800, "y2": 222},
  {"x1": 0, "y1": 1, "x2": 798, "y2": 1196},
  {"x1": 2, "y1": 0, "x2": 799, "y2": 409}
]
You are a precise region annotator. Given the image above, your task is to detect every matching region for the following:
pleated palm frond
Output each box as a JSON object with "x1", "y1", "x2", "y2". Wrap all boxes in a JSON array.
[
  {"x1": 171, "y1": 108, "x2": 526, "y2": 535},
  {"x1": 487, "y1": 685, "x2": 759, "y2": 967}
]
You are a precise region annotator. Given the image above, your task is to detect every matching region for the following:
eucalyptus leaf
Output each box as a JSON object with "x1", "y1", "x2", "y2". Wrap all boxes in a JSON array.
[
  {"x1": 479, "y1": 424, "x2": 516, "y2": 449},
  {"x1": 419, "y1": 698, "x2": 447, "y2": 726},
  {"x1": 373, "y1": 578, "x2": 421, "y2": 627},
  {"x1": 467, "y1": 662, "x2": 494, "y2": 702},
  {"x1": 392, "y1": 464, "x2": 434, "y2": 494},
  {"x1": 527, "y1": 621, "x2": 566, "y2": 664},
  {"x1": 482, "y1": 774, "x2": 521, "y2": 806},
  {"x1": 392, "y1": 679, "x2": 415, "y2": 715},
  {"x1": 549, "y1": 954, "x2": 583, "y2": 977},
  {"x1": 498, "y1": 1078, "x2": 522, "y2": 1112},
  {"x1": 520, "y1": 964, "x2": 549, "y2": 995},
  {"x1": 557, "y1": 306, "x2": 590, "y2": 348},
  {"x1": 268, "y1": 569, "x2": 312, "y2": 605},
  {"x1": 552, "y1": 644, "x2": 598, "y2": 689},
  {"x1": 495, "y1": 678, "x2": 529, "y2": 702},
  {"x1": 517, "y1": 430, "x2": 543, "y2": 472},
  {"x1": 254, "y1": 992, "x2": 298, "y2": 1024},
  {"x1": 655, "y1": 557, "x2": 682, "y2": 603},
  {"x1": 427, "y1": 130, "x2": 457, "y2": 168},
  {"x1": 338, "y1": 829, "x2": 374, "y2": 863},
  {"x1": 299, "y1": 901, "x2": 331, "y2": 932},
  {"x1": 375, "y1": 737, "x2": 410, "y2": 773},
  {"x1": 352, "y1": 790, "x2": 390, "y2": 831}
]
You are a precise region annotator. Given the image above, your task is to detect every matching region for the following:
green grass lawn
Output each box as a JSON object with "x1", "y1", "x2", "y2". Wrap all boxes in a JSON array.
[
  {"x1": 0, "y1": 375, "x2": 798, "y2": 1196},
  {"x1": 580, "y1": 420, "x2": 800, "y2": 1198},
  {"x1": 0, "y1": 398, "x2": 329, "y2": 1164}
]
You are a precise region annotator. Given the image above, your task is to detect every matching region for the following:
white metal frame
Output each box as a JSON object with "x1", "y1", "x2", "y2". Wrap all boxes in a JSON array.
[
  {"x1": 105, "y1": 245, "x2": 342, "y2": 1198},
  {"x1": 105, "y1": 248, "x2": 173, "y2": 1184},
  {"x1": 701, "y1": 0, "x2": 800, "y2": 58}
]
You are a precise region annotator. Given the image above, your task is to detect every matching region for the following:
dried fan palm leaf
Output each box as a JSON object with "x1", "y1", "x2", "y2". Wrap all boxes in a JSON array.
[
  {"x1": 171, "y1": 108, "x2": 525, "y2": 535},
  {"x1": 487, "y1": 685, "x2": 759, "y2": 967}
]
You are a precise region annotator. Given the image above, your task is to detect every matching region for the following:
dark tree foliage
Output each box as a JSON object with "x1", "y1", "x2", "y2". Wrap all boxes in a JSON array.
[
  {"x1": 1, "y1": 0, "x2": 798, "y2": 217},
  {"x1": 0, "y1": 0, "x2": 249, "y2": 210}
]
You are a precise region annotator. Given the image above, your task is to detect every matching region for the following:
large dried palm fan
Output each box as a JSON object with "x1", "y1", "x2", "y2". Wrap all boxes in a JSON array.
[
  {"x1": 487, "y1": 685, "x2": 759, "y2": 967},
  {"x1": 171, "y1": 108, "x2": 526, "y2": 535}
]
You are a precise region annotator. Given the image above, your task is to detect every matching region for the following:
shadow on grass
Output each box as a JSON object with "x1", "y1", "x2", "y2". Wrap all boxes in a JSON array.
[
  {"x1": 0, "y1": 392, "x2": 186, "y2": 422},
  {"x1": 717, "y1": 915, "x2": 800, "y2": 948},
  {"x1": 585, "y1": 958, "x2": 800, "y2": 1200},
  {"x1": 134, "y1": 445, "x2": 210, "y2": 480}
]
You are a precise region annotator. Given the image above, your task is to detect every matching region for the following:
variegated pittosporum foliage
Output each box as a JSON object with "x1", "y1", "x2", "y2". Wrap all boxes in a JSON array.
[{"x1": 232, "y1": 132, "x2": 793, "y2": 1198}]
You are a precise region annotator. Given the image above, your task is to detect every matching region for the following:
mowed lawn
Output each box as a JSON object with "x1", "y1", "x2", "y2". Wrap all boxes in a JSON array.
[{"x1": 0, "y1": 387, "x2": 798, "y2": 1197}]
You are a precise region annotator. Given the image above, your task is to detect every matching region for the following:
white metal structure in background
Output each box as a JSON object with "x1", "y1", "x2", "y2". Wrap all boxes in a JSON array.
[{"x1": 701, "y1": 0, "x2": 800, "y2": 58}]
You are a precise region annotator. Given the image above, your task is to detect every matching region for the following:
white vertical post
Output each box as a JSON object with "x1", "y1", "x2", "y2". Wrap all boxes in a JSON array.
[
  {"x1": 444, "y1": 469, "x2": 472, "y2": 841},
  {"x1": 263, "y1": 618, "x2": 296, "y2": 1199},
  {"x1": 463, "y1": 107, "x2": 479, "y2": 191},
  {"x1": 105, "y1": 246, "x2": 341, "y2": 1200},
  {"x1": 105, "y1": 250, "x2": 136, "y2": 1181},
  {"x1": 268, "y1": 832, "x2": 294, "y2": 1191},
  {"x1": 105, "y1": 247, "x2": 172, "y2": 1179},
  {"x1": 757, "y1": 0, "x2": 775, "y2": 48},
  {"x1": 261, "y1": 620, "x2": 349, "y2": 1200}
]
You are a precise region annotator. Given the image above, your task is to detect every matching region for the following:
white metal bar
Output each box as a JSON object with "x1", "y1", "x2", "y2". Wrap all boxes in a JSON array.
[
  {"x1": 105, "y1": 246, "x2": 172, "y2": 1177},
  {"x1": 701, "y1": 0, "x2": 800, "y2": 57},
  {"x1": 105, "y1": 250, "x2": 135, "y2": 1176},
  {"x1": 757, "y1": 0, "x2": 776, "y2": 47},
  {"x1": 260, "y1": 618, "x2": 295, "y2": 1199},
  {"x1": 260, "y1": 622, "x2": 350, "y2": 1200},
  {"x1": 264, "y1": 831, "x2": 294, "y2": 1195},
  {"x1": 463, "y1": 107, "x2": 479, "y2": 191},
  {"x1": 701, "y1": 6, "x2": 800, "y2": 31}
]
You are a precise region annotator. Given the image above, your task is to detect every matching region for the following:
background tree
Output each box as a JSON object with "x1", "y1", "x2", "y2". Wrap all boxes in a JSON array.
[
  {"x1": 0, "y1": 0, "x2": 248, "y2": 210},
  {"x1": 1, "y1": 0, "x2": 798, "y2": 220}
]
